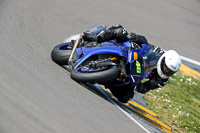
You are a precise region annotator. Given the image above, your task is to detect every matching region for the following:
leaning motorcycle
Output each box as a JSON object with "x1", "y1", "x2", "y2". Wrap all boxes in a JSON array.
[{"x1": 51, "y1": 25, "x2": 161, "y2": 102}]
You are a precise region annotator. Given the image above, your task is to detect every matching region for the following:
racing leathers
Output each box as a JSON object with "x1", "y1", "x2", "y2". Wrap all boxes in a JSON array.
[{"x1": 83, "y1": 24, "x2": 168, "y2": 102}]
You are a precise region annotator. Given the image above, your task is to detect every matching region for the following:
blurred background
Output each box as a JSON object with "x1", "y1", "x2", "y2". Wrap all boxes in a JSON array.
[{"x1": 0, "y1": 0, "x2": 200, "y2": 133}]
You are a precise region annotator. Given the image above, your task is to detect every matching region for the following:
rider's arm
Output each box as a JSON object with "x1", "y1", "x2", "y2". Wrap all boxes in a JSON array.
[
  {"x1": 144, "y1": 78, "x2": 168, "y2": 90},
  {"x1": 136, "y1": 78, "x2": 168, "y2": 94},
  {"x1": 136, "y1": 69, "x2": 169, "y2": 94}
]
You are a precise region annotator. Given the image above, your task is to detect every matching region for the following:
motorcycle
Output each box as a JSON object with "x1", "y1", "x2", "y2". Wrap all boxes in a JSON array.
[{"x1": 51, "y1": 25, "x2": 161, "y2": 102}]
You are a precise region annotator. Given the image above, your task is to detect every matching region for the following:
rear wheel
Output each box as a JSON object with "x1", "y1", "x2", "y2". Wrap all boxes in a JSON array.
[
  {"x1": 71, "y1": 65, "x2": 119, "y2": 83},
  {"x1": 51, "y1": 42, "x2": 73, "y2": 65}
]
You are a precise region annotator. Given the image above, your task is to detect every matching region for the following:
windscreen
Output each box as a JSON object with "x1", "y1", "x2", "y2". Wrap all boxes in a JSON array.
[
  {"x1": 130, "y1": 45, "x2": 161, "y2": 76},
  {"x1": 142, "y1": 49, "x2": 161, "y2": 72}
]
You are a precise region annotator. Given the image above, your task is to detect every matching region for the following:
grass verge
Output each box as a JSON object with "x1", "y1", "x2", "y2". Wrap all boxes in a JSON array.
[{"x1": 144, "y1": 73, "x2": 200, "y2": 133}]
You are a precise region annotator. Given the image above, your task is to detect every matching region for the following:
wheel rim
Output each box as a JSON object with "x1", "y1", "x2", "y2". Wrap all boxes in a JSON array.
[{"x1": 58, "y1": 43, "x2": 73, "y2": 50}]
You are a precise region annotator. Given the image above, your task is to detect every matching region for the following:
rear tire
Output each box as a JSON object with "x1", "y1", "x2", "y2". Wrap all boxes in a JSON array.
[
  {"x1": 71, "y1": 65, "x2": 119, "y2": 83},
  {"x1": 51, "y1": 42, "x2": 73, "y2": 65}
]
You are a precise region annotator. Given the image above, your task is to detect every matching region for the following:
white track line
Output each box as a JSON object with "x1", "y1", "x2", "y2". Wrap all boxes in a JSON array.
[
  {"x1": 64, "y1": 34, "x2": 200, "y2": 67},
  {"x1": 180, "y1": 56, "x2": 200, "y2": 66}
]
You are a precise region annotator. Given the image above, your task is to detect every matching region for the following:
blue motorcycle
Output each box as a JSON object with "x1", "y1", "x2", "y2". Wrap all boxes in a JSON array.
[{"x1": 51, "y1": 25, "x2": 161, "y2": 102}]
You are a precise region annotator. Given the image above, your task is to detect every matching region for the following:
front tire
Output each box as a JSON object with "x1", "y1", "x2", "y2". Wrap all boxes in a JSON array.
[
  {"x1": 51, "y1": 42, "x2": 73, "y2": 65},
  {"x1": 70, "y1": 65, "x2": 119, "y2": 83}
]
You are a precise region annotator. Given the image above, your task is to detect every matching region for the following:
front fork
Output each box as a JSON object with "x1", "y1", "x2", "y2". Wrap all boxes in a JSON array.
[{"x1": 68, "y1": 35, "x2": 83, "y2": 69}]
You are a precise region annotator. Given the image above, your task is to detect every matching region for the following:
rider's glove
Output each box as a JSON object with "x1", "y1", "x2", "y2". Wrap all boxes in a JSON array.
[
  {"x1": 127, "y1": 32, "x2": 137, "y2": 42},
  {"x1": 127, "y1": 33, "x2": 148, "y2": 47},
  {"x1": 135, "y1": 82, "x2": 150, "y2": 94},
  {"x1": 82, "y1": 31, "x2": 97, "y2": 42},
  {"x1": 149, "y1": 44, "x2": 165, "y2": 55}
]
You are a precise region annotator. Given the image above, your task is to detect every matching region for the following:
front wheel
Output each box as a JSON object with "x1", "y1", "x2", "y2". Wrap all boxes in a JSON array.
[
  {"x1": 70, "y1": 65, "x2": 119, "y2": 83},
  {"x1": 51, "y1": 42, "x2": 73, "y2": 65}
]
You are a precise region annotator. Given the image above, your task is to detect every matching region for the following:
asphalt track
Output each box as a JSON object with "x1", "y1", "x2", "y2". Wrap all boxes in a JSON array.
[{"x1": 0, "y1": 0, "x2": 200, "y2": 133}]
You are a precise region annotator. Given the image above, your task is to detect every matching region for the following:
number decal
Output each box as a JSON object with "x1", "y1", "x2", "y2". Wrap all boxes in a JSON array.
[{"x1": 136, "y1": 61, "x2": 141, "y2": 74}]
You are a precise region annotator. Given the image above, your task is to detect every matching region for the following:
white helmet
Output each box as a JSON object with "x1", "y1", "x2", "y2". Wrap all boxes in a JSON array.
[{"x1": 157, "y1": 50, "x2": 181, "y2": 79}]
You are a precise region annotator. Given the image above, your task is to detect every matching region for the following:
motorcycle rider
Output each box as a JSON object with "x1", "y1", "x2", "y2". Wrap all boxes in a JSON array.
[{"x1": 82, "y1": 24, "x2": 182, "y2": 102}]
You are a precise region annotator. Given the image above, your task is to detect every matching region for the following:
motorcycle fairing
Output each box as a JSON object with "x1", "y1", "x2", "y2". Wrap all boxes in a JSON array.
[
  {"x1": 129, "y1": 44, "x2": 150, "y2": 83},
  {"x1": 75, "y1": 44, "x2": 126, "y2": 68}
]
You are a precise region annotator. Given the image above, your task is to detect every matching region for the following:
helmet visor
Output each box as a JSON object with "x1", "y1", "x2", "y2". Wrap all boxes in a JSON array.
[{"x1": 160, "y1": 57, "x2": 175, "y2": 77}]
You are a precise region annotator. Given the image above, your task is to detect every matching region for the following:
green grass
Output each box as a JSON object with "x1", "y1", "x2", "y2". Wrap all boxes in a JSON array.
[{"x1": 144, "y1": 73, "x2": 200, "y2": 133}]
